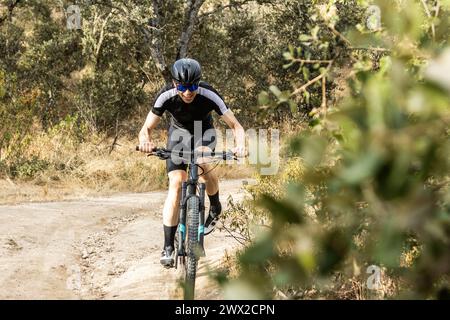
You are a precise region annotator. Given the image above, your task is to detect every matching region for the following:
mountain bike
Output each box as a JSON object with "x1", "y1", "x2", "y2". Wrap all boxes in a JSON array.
[{"x1": 136, "y1": 146, "x2": 236, "y2": 300}]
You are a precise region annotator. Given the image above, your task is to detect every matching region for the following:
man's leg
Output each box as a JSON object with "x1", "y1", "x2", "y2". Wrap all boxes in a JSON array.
[
  {"x1": 161, "y1": 169, "x2": 187, "y2": 267},
  {"x1": 197, "y1": 146, "x2": 222, "y2": 235}
]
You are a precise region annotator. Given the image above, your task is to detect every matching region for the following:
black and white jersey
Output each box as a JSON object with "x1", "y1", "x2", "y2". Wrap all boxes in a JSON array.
[{"x1": 150, "y1": 82, "x2": 229, "y2": 133}]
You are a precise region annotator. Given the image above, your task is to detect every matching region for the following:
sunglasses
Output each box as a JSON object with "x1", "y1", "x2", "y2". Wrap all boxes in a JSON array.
[{"x1": 176, "y1": 83, "x2": 199, "y2": 92}]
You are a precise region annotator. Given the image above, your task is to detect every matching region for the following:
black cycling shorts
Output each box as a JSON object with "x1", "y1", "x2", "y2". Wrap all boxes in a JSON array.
[{"x1": 166, "y1": 125, "x2": 217, "y2": 173}]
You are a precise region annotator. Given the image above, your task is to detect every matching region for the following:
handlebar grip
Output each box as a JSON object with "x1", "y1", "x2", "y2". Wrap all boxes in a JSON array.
[{"x1": 136, "y1": 145, "x2": 159, "y2": 153}]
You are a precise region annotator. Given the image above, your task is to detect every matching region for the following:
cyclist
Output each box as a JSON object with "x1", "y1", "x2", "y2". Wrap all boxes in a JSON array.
[{"x1": 138, "y1": 58, "x2": 246, "y2": 268}]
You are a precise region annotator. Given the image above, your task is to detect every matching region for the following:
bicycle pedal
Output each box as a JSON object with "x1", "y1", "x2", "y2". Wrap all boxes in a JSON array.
[{"x1": 161, "y1": 259, "x2": 175, "y2": 269}]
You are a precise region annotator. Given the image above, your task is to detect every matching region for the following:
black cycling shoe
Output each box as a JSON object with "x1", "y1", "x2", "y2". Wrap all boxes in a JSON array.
[
  {"x1": 160, "y1": 245, "x2": 175, "y2": 268},
  {"x1": 204, "y1": 203, "x2": 222, "y2": 236}
]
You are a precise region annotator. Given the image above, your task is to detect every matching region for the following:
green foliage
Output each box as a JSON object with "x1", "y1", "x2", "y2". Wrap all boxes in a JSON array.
[
  {"x1": 0, "y1": 68, "x2": 41, "y2": 166},
  {"x1": 254, "y1": 0, "x2": 368, "y2": 122},
  {"x1": 9, "y1": 156, "x2": 50, "y2": 179},
  {"x1": 1, "y1": 0, "x2": 367, "y2": 146},
  {"x1": 224, "y1": 0, "x2": 450, "y2": 299},
  {"x1": 1, "y1": 0, "x2": 363, "y2": 182}
]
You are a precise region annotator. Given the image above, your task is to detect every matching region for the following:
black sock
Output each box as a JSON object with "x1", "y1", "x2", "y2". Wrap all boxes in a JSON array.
[
  {"x1": 208, "y1": 191, "x2": 220, "y2": 208},
  {"x1": 208, "y1": 191, "x2": 222, "y2": 220},
  {"x1": 163, "y1": 225, "x2": 177, "y2": 249}
]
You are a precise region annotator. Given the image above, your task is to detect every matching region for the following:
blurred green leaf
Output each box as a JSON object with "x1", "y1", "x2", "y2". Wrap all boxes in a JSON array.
[
  {"x1": 339, "y1": 151, "x2": 383, "y2": 185},
  {"x1": 299, "y1": 34, "x2": 312, "y2": 42},
  {"x1": 259, "y1": 194, "x2": 303, "y2": 225},
  {"x1": 239, "y1": 234, "x2": 275, "y2": 265},
  {"x1": 269, "y1": 85, "x2": 281, "y2": 97},
  {"x1": 288, "y1": 100, "x2": 298, "y2": 113},
  {"x1": 296, "y1": 135, "x2": 327, "y2": 167},
  {"x1": 283, "y1": 51, "x2": 293, "y2": 61},
  {"x1": 318, "y1": 229, "x2": 350, "y2": 275},
  {"x1": 258, "y1": 90, "x2": 270, "y2": 106}
]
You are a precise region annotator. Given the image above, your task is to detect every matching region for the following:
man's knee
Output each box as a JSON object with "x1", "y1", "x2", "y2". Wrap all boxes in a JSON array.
[
  {"x1": 199, "y1": 165, "x2": 218, "y2": 182},
  {"x1": 168, "y1": 171, "x2": 187, "y2": 191}
]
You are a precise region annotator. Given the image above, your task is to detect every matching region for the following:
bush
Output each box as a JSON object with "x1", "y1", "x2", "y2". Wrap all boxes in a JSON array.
[
  {"x1": 9, "y1": 156, "x2": 50, "y2": 180},
  {"x1": 221, "y1": 0, "x2": 450, "y2": 300}
]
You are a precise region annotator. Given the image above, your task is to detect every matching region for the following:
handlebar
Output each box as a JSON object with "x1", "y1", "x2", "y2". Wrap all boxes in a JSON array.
[{"x1": 135, "y1": 146, "x2": 238, "y2": 161}]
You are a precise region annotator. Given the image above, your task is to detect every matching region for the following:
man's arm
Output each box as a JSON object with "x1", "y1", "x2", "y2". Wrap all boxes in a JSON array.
[
  {"x1": 138, "y1": 111, "x2": 161, "y2": 152},
  {"x1": 220, "y1": 110, "x2": 246, "y2": 157}
]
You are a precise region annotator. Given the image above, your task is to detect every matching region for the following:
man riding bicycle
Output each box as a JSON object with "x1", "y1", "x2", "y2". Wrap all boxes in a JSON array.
[{"x1": 138, "y1": 58, "x2": 246, "y2": 268}]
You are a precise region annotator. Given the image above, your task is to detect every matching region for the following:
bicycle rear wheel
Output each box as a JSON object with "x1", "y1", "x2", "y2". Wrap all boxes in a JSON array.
[{"x1": 184, "y1": 196, "x2": 200, "y2": 300}]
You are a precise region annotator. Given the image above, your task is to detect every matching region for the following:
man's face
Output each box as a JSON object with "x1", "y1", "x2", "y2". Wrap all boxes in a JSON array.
[{"x1": 174, "y1": 81, "x2": 197, "y2": 104}]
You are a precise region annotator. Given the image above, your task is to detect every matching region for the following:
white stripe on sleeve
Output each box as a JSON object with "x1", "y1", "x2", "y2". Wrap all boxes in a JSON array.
[
  {"x1": 197, "y1": 87, "x2": 229, "y2": 115},
  {"x1": 154, "y1": 88, "x2": 177, "y2": 109}
]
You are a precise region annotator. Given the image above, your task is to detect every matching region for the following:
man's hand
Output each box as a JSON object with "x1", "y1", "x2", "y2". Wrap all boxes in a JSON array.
[
  {"x1": 138, "y1": 141, "x2": 156, "y2": 153},
  {"x1": 232, "y1": 145, "x2": 247, "y2": 158}
]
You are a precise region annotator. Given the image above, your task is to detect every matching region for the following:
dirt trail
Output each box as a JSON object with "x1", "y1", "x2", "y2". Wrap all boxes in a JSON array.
[{"x1": 0, "y1": 179, "x2": 250, "y2": 300}]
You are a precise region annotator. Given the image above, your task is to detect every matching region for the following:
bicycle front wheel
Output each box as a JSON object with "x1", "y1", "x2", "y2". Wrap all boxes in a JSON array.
[{"x1": 185, "y1": 196, "x2": 200, "y2": 300}]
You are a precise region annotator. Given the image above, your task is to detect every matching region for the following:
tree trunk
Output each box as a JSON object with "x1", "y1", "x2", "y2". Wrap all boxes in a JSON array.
[
  {"x1": 176, "y1": 0, "x2": 205, "y2": 60},
  {"x1": 146, "y1": 0, "x2": 171, "y2": 83}
]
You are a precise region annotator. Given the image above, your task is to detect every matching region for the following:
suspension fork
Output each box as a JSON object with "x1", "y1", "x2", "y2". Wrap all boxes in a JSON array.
[
  {"x1": 178, "y1": 163, "x2": 198, "y2": 257},
  {"x1": 190, "y1": 159, "x2": 206, "y2": 249},
  {"x1": 177, "y1": 181, "x2": 187, "y2": 257},
  {"x1": 198, "y1": 183, "x2": 206, "y2": 249}
]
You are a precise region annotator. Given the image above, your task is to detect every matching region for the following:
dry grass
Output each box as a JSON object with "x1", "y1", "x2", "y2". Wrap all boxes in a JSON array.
[{"x1": 0, "y1": 127, "x2": 253, "y2": 204}]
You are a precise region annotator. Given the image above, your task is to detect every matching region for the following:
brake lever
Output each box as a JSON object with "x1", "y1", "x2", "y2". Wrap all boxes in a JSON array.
[
  {"x1": 224, "y1": 151, "x2": 238, "y2": 161},
  {"x1": 157, "y1": 150, "x2": 171, "y2": 160}
]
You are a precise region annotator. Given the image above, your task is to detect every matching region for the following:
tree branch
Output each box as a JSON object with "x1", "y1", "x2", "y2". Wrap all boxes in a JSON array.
[
  {"x1": 291, "y1": 72, "x2": 325, "y2": 96},
  {"x1": 221, "y1": 224, "x2": 249, "y2": 246},
  {"x1": 94, "y1": 10, "x2": 114, "y2": 64},
  {"x1": 109, "y1": 116, "x2": 121, "y2": 154},
  {"x1": 420, "y1": 0, "x2": 437, "y2": 40},
  {"x1": 148, "y1": 0, "x2": 171, "y2": 81},
  {"x1": 321, "y1": 76, "x2": 326, "y2": 110},
  {"x1": 327, "y1": 24, "x2": 352, "y2": 46},
  {"x1": 292, "y1": 58, "x2": 334, "y2": 64},
  {"x1": 349, "y1": 46, "x2": 391, "y2": 52},
  {"x1": 176, "y1": 0, "x2": 205, "y2": 59},
  {"x1": 435, "y1": 1, "x2": 440, "y2": 19},
  {"x1": 0, "y1": 0, "x2": 21, "y2": 26},
  {"x1": 291, "y1": 61, "x2": 333, "y2": 97}
]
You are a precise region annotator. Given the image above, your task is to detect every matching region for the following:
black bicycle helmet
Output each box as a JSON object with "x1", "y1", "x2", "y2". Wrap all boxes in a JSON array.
[{"x1": 171, "y1": 58, "x2": 202, "y2": 85}]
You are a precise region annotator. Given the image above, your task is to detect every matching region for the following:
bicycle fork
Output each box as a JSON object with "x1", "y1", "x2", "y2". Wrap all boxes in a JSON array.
[
  {"x1": 176, "y1": 182, "x2": 188, "y2": 268},
  {"x1": 198, "y1": 183, "x2": 206, "y2": 254},
  {"x1": 176, "y1": 181, "x2": 206, "y2": 269}
]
